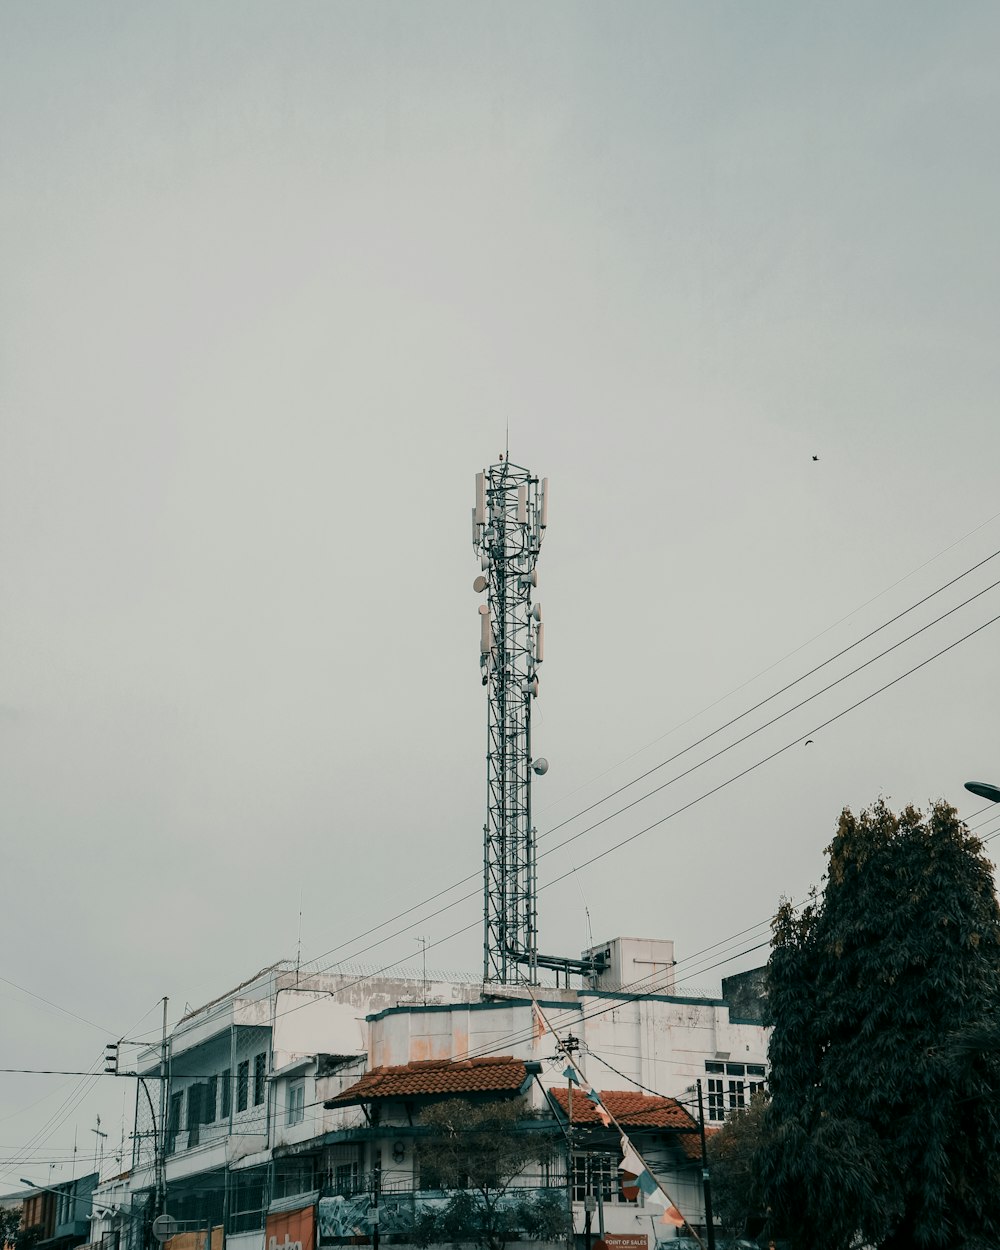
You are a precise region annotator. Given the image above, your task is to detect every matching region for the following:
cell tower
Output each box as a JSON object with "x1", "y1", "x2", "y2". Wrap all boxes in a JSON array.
[{"x1": 472, "y1": 458, "x2": 548, "y2": 985}]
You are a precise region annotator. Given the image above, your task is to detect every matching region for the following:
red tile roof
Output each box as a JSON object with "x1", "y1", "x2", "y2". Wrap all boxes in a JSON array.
[
  {"x1": 549, "y1": 1087, "x2": 700, "y2": 1152},
  {"x1": 327, "y1": 1057, "x2": 529, "y2": 1106}
]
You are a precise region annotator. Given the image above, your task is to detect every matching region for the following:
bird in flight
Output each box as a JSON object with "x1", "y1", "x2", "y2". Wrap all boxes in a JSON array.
[
  {"x1": 804, "y1": 739, "x2": 814, "y2": 746},
  {"x1": 812, "y1": 455, "x2": 819, "y2": 461}
]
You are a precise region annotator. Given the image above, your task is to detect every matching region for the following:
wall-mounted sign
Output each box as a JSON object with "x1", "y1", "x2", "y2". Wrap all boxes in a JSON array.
[
  {"x1": 266, "y1": 1205, "x2": 316, "y2": 1250},
  {"x1": 599, "y1": 1235, "x2": 648, "y2": 1250}
]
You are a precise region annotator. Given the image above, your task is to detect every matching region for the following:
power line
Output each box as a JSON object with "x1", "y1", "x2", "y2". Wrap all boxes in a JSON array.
[{"x1": 224, "y1": 543, "x2": 1000, "y2": 994}]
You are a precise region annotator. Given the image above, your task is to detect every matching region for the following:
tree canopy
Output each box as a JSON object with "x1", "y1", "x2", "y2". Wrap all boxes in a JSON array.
[
  {"x1": 754, "y1": 799, "x2": 1000, "y2": 1250},
  {"x1": 415, "y1": 1097, "x2": 561, "y2": 1250}
]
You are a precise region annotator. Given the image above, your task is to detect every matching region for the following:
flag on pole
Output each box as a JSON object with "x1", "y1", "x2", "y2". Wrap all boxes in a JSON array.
[
  {"x1": 660, "y1": 1206, "x2": 684, "y2": 1228},
  {"x1": 584, "y1": 1088, "x2": 612, "y2": 1126},
  {"x1": 618, "y1": 1136, "x2": 644, "y2": 1178},
  {"x1": 562, "y1": 1065, "x2": 579, "y2": 1085},
  {"x1": 636, "y1": 1171, "x2": 659, "y2": 1199},
  {"x1": 532, "y1": 1004, "x2": 548, "y2": 1041}
]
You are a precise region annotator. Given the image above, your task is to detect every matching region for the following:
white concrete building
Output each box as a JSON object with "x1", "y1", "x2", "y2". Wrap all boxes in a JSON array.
[{"x1": 128, "y1": 942, "x2": 768, "y2": 1250}]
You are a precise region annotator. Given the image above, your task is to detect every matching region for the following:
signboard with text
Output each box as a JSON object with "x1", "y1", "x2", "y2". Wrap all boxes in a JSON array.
[{"x1": 266, "y1": 1205, "x2": 316, "y2": 1250}]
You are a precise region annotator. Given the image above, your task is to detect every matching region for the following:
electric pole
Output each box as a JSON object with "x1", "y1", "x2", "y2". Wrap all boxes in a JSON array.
[{"x1": 696, "y1": 1080, "x2": 716, "y2": 1250}]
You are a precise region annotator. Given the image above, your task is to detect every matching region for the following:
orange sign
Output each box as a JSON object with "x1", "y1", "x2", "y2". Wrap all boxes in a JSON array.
[{"x1": 266, "y1": 1206, "x2": 316, "y2": 1250}]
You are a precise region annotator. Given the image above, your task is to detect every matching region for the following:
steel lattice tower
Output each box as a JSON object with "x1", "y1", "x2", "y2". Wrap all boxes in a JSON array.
[{"x1": 472, "y1": 458, "x2": 548, "y2": 985}]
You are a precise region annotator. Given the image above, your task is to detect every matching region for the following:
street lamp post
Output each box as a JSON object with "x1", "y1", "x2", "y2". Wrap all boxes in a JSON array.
[{"x1": 965, "y1": 781, "x2": 1000, "y2": 804}]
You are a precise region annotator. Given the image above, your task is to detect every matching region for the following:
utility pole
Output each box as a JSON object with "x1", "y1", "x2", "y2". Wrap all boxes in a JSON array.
[
  {"x1": 157, "y1": 998, "x2": 168, "y2": 1219},
  {"x1": 563, "y1": 1035, "x2": 580, "y2": 1247},
  {"x1": 583, "y1": 1158, "x2": 595, "y2": 1250},
  {"x1": 696, "y1": 1080, "x2": 716, "y2": 1250},
  {"x1": 91, "y1": 1116, "x2": 107, "y2": 1174},
  {"x1": 370, "y1": 1156, "x2": 380, "y2": 1250}
]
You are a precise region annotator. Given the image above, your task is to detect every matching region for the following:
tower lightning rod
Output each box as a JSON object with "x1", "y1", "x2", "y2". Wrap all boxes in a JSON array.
[{"x1": 472, "y1": 458, "x2": 549, "y2": 985}]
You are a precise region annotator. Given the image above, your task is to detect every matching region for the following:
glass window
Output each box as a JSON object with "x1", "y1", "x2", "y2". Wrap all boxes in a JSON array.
[
  {"x1": 334, "y1": 1162, "x2": 359, "y2": 1197},
  {"x1": 287, "y1": 1079, "x2": 305, "y2": 1126},
  {"x1": 725, "y1": 1063, "x2": 746, "y2": 1076},
  {"x1": 166, "y1": 1091, "x2": 182, "y2": 1153},
  {"x1": 746, "y1": 1064, "x2": 766, "y2": 1078},
  {"x1": 228, "y1": 1167, "x2": 266, "y2": 1234},
  {"x1": 707, "y1": 1078, "x2": 726, "y2": 1122},
  {"x1": 704, "y1": 1061, "x2": 724, "y2": 1074},
  {"x1": 204, "y1": 1075, "x2": 217, "y2": 1124},
  {"x1": 187, "y1": 1085, "x2": 203, "y2": 1146},
  {"x1": 237, "y1": 1060, "x2": 249, "y2": 1113},
  {"x1": 253, "y1": 1052, "x2": 267, "y2": 1106},
  {"x1": 221, "y1": 1068, "x2": 232, "y2": 1119}
]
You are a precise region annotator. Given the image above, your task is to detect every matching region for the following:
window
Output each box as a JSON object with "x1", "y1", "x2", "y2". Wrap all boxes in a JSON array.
[
  {"x1": 187, "y1": 1085, "x2": 203, "y2": 1146},
  {"x1": 166, "y1": 1091, "x2": 182, "y2": 1153},
  {"x1": 253, "y1": 1052, "x2": 267, "y2": 1106},
  {"x1": 572, "y1": 1155, "x2": 633, "y2": 1204},
  {"x1": 705, "y1": 1062, "x2": 767, "y2": 1121},
  {"x1": 227, "y1": 1166, "x2": 266, "y2": 1234},
  {"x1": 221, "y1": 1068, "x2": 232, "y2": 1119},
  {"x1": 333, "y1": 1162, "x2": 359, "y2": 1197},
  {"x1": 287, "y1": 1079, "x2": 305, "y2": 1126},
  {"x1": 706, "y1": 1078, "x2": 726, "y2": 1122},
  {"x1": 204, "y1": 1075, "x2": 217, "y2": 1124},
  {"x1": 273, "y1": 1158, "x2": 314, "y2": 1201},
  {"x1": 237, "y1": 1060, "x2": 249, "y2": 1113}
]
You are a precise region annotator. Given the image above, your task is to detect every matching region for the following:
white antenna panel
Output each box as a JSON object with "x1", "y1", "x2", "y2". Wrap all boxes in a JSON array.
[
  {"x1": 475, "y1": 472, "x2": 486, "y2": 525},
  {"x1": 480, "y1": 610, "x2": 492, "y2": 654},
  {"x1": 517, "y1": 485, "x2": 527, "y2": 524},
  {"x1": 540, "y1": 478, "x2": 549, "y2": 529},
  {"x1": 535, "y1": 622, "x2": 545, "y2": 663}
]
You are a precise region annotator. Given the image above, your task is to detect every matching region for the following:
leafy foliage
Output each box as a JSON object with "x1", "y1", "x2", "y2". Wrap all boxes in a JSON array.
[
  {"x1": 416, "y1": 1098, "x2": 560, "y2": 1250},
  {"x1": 12, "y1": 1224, "x2": 42, "y2": 1250},
  {"x1": 0, "y1": 1209, "x2": 21, "y2": 1250},
  {"x1": 707, "y1": 1092, "x2": 767, "y2": 1239},
  {"x1": 757, "y1": 800, "x2": 1000, "y2": 1250}
]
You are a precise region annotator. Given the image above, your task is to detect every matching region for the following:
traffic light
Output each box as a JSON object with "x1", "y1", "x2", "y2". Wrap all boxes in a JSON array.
[{"x1": 104, "y1": 1042, "x2": 119, "y2": 1074}]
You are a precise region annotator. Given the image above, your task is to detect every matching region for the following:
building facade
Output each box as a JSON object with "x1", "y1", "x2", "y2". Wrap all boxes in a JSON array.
[{"x1": 125, "y1": 942, "x2": 768, "y2": 1250}]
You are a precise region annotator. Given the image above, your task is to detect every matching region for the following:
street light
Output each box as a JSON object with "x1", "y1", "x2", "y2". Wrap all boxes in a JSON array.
[{"x1": 965, "y1": 781, "x2": 1000, "y2": 804}]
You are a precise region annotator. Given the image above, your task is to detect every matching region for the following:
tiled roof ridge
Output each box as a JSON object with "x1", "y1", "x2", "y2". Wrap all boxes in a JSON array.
[
  {"x1": 369, "y1": 1055, "x2": 515, "y2": 1076},
  {"x1": 549, "y1": 1085, "x2": 698, "y2": 1131},
  {"x1": 327, "y1": 1055, "x2": 527, "y2": 1107}
]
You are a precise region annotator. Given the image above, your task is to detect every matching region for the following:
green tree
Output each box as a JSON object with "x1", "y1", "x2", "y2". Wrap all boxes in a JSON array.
[
  {"x1": 416, "y1": 1097, "x2": 559, "y2": 1250},
  {"x1": 757, "y1": 800, "x2": 1000, "y2": 1250},
  {"x1": 0, "y1": 1208, "x2": 21, "y2": 1250},
  {"x1": 707, "y1": 1092, "x2": 768, "y2": 1240},
  {"x1": 12, "y1": 1225, "x2": 43, "y2": 1250}
]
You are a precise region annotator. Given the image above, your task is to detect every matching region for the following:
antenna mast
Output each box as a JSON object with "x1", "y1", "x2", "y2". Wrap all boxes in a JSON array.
[{"x1": 472, "y1": 458, "x2": 548, "y2": 984}]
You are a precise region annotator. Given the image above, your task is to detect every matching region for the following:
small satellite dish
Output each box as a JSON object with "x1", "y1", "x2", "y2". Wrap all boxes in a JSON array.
[
  {"x1": 473, "y1": 575, "x2": 488, "y2": 593},
  {"x1": 478, "y1": 604, "x2": 489, "y2": 615},
  {"x1": 532, "y1": 603, "x2": 542, "y2": 622},
  {"x1": 532, "y1": 757, "x2": 549, "y2": 775}
]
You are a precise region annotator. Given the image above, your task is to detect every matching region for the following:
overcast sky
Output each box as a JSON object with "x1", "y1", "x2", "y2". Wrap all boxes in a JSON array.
[{"x1": 3, "y1": 1, "x2": 1000, "y2": 1187}]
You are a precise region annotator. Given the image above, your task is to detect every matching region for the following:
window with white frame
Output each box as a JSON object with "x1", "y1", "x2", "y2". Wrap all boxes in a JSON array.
[
  {"x1": 705, "y1": 1062, "x2": 766, "y2": 1121},
  {"x1": 572, "y1": 1154, "x2": 636, "y2": 1204},
  {"x1": 287, "y1": 1079, "x2": 305, "y2": 1126}
]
